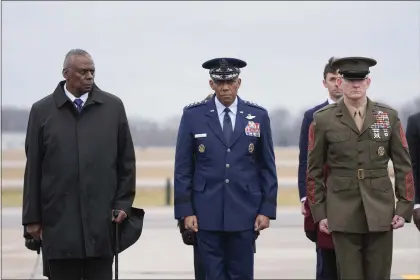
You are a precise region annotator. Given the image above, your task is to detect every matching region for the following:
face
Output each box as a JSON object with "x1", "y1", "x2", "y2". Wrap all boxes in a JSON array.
[
  {"x1": 337, "y1": 76, "x2": 371, "y2": 101},
  {"x1": 323, "y1": 71, "x2": 342, "y2": 100},
  {"x1": 62, "y1": 55, "x2": 95, "y2": 95},
  {"x1": 209, "y1": 78, "x2": 241, "y2": 106}
]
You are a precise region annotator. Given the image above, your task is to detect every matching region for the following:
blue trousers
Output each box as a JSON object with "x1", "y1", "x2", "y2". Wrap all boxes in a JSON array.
[
  {"x1": 316, "y1": 246, "x2": 338, "y2": 280},
  {"x1": 194, "y1": 244, "x2": 206, "y2": 280},
  {"x1": 196, "y1": 230, "x2": 255, "y2": 280}
]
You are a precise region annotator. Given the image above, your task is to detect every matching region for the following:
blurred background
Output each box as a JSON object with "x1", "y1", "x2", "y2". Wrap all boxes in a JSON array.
[
  {"x1": 2, "y1": 0, "x2": 420, "y2": 207},
  {"x1": 2, "y1": 1, "x2": 420, "y2": 279}
]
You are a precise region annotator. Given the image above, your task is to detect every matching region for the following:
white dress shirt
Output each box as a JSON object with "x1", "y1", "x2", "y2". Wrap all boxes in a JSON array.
[
  {"x1": 214, "y1": 96, "x2": 238, "y2": 130},
  {"x1": 63, "y1": 83, "x2": 89, "y2": 108}
]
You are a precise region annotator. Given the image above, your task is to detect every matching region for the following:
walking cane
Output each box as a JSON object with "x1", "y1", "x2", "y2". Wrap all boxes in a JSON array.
[{"x1": 113, "y1": 210, "x2": 120, "y2": 280}]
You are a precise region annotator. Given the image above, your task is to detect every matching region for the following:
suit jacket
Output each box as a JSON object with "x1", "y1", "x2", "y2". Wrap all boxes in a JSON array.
[
  {"x1": 406, "y1": 112, "x2": 420, "y2": 205},
  {"x1": 307, "y1": 98, "x2": 414, "y2": 233},
  {"x1": 298, "y1": 101, "x2": 329, "y2": 200},
  {"x1": 174, "y1": 94, "x2": 278, "y2": 231}
]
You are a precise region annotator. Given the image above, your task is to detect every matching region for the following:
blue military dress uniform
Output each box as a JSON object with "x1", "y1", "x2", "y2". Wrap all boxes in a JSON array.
[{"x1": 174, "y1": 58, "x2": 278, "y2": 280}]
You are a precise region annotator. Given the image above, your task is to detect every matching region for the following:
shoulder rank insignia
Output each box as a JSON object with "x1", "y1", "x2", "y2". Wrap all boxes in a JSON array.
[
  {"x1": 184, "y1": 99, "x2": 207, "y2": 110},
  {"x1": 243, "y1": 100, "x2": 266, "y2": 111}
]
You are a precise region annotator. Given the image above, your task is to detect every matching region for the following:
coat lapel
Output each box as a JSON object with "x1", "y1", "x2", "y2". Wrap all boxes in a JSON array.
[
  {"x1": 229, "y1": 98, "x2": 246, "y2": 146},
  {"x1": 359, "y1": 99, "x2": 376, "y2": 135},
  {"x1": 336, "y1": 99, "x2": 359, "y2": 134},
  {"x1": 205, "y1": 98, "x2": 228, "y2": 147}
]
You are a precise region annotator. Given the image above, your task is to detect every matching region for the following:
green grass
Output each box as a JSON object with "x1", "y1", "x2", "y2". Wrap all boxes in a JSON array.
[{"x1": 2, "y1": 188, "x2": 300, "y2": 208}]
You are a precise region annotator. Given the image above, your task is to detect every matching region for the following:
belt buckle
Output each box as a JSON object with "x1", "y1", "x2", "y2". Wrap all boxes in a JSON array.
[{"x1": 357, "y1": 169, "x2": 365, "y2": 180}]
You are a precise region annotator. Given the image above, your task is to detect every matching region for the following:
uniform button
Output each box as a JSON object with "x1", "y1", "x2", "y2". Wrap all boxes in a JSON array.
[
  {"x1": 226, "y1": 164, "x2": 230, "y2": 168},
  {"x1": 227, "y1": 149, "x2": 231, "y2": 152},
  {"x1": 225, "y1": 179, "x2": 229, "y2": 183}
]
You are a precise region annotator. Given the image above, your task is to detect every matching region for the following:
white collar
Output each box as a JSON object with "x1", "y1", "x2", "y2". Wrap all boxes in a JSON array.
[
  {"x1": 214, "y1": 96, "x2": 238, "y2": 116},
  {"x1": 327, "y1": 96, "x2": 336, "y2": 104},
  {"x1": 63, "y1": 82, "x2": 89, "y2": 104}
]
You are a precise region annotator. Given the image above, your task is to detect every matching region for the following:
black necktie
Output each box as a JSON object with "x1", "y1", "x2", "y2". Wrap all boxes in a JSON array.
[{"x1": 223, "y1": 108, "x2": 233, "y2": 143}]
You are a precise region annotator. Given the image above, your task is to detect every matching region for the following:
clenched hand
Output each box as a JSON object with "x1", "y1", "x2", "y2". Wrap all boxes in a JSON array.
[
  {"x1": 254, "y1": 215, "x2": 270, "y2": 231},
  {"x1": 319, "y1": 219, "x2": 330, "y2": 234},
  {"x1": 27, "y1": 223, "x2": 42, "y2": 240},
  {"x1": 391, "y1": 215, "x2": 405, "y2": 229},
  {"x1": 184, "y1": 215, "x2": 198, "y2": 232}
]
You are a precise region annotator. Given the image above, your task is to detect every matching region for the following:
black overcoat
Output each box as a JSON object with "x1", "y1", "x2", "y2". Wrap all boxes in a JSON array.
[{"x1": 22, "y1": 81, "x2": 136, "y2": 260}]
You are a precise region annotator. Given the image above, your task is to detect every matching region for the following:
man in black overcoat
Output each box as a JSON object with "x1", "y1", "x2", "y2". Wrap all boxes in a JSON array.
[{"x1": 22, "y1": 48, "x2": 137, "y2": 280}]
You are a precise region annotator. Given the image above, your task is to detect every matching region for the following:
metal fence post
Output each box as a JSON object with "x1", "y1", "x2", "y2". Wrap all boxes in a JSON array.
[{"x1": 165, "y1": 178, "x2": 171, "y2": 206}]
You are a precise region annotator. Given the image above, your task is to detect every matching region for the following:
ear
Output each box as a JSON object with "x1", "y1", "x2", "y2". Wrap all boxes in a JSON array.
[
  {"x1": 62, "y1": 68, "x2": 69, "y2": 79},
  {"x1": 209, "y1": 79, "x2": 215, "y2": 90},
  {"x1": 336, "y1": 77, "x2": 343, "y2": 87},
  {"x1": 366, "y1": 77, "x2": 371, "y2": 89},
  {"x1": 322, "y1": 79, "x2": 327, "y2": 89},
  {"x1": 237, "y1": 78, "x2": 241, "y2": 88}
]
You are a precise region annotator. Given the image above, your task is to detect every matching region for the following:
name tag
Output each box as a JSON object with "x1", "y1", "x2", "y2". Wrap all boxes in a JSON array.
[{"x1": 194, "y1": 133, "x2": 207, "y2": 138}]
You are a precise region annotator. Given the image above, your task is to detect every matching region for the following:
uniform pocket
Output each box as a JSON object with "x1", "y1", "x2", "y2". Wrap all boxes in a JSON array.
[{"x1": 193, "y1": 177, "x2": 206, "y2": 192}]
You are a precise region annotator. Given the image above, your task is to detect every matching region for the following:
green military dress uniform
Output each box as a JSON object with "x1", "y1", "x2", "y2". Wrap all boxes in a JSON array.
[{"x1": 307, "y1": 57, "x2": 415, "y2": 280}]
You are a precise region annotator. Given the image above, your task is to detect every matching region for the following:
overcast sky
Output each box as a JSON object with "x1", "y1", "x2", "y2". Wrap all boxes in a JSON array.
[{"x1": 2, "y1": 1, "x2": 419, "y2": 122}]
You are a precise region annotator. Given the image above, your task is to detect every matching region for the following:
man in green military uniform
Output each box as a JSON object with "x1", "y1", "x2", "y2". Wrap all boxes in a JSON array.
[{"x1": 307, "y1": 56, "x2": 415, "y2": 280}]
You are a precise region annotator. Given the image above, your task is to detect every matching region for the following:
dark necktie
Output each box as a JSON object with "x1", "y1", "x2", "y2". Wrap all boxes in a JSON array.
[
  {"x1": 223, "y1": 107, "x2": 233, "y2": 143},
  {"x1": 74, "y1": 98, "x2": 83, "y2": 113}
]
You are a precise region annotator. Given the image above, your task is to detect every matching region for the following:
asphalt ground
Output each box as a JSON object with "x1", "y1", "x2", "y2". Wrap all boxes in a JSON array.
[{"x1": 2, "y1": 206, "x2": 419, "y2": 279}]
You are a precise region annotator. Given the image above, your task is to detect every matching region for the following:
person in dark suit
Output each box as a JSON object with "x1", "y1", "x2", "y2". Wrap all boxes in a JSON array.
[
  {"x1": 406, "y1": 111, "x2": 420, "y2": 231},
  {"x1": 22, "y1": 49, "x2": 137, "y2": 280},
  {"x1": 174, "y1": 57, "x2": 278, "y2": 280},
  {"x1": 298, "y1": 57, "x2": 342, "y2": 279}
]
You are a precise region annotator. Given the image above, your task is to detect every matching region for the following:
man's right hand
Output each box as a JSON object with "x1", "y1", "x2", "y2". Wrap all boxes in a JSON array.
[
  {"x1": 184, "y1": 215, "x2": 198, "y2": 232},
  {"x1": 27, "y1": 223, "x2": 42, "y2": 240},
  {"x1": 413, "y1": 208, "x2": 420, "y2": 232},
  {"x1": 319, "y1": 219, "x2": 330, "y2": 235},
  {"x1": 301, "y1": 202, "x2": 306, "y2": 215}
]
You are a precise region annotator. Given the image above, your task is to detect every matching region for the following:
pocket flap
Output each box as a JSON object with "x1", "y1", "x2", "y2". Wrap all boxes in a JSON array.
[{"x1": 193, "y1": 177, "x2": 206, "y2": 192}]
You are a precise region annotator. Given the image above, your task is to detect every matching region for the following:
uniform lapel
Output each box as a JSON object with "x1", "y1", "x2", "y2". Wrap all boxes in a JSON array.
[
  {"x1": 359, "y1": 98, "x2": 376, "y2": 135},
  {"x1": 228, "y1": 98, "x2": 246, "y2": 147},
  {"x1": 205, "y1": 98, "x2": 228, "y2": 147},
  {"x1": 337, "y1": 99, "x2": 359, "y2": 134}
]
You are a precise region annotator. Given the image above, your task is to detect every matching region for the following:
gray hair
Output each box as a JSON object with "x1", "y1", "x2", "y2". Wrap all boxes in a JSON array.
[{"x1": 63, "y1": 49, "x2": 92, "y2": 69}]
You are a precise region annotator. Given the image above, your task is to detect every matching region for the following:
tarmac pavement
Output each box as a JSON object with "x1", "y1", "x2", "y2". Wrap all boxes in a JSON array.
[{"x1": 2, "y1": 206, "x2": 419, "y2": 279}]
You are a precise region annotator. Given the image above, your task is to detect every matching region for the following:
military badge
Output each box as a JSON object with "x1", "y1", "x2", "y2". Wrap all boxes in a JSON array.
[
  {"x1": 198, "y1": 144, "x2": 205, "y2": 153},
  {"x1": 370, "y1": 110, "x2": 391, "y2": 138},
  {"x1": 248, "y1": 143, "x2": 254, "y2": 153},
  {"x1": 245, "y1": 114, "x2": 256, "y2": 120},
  {"x1": 245, "y1": 121, "x2": 260, "y2": 137},
  {"x1": 377, "y1": 146, "x2": 385, "y2": 156}
]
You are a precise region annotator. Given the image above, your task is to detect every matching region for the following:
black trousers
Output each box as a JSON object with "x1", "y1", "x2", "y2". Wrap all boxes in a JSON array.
[{"x1": 48, "y1": 257, "x2": 113, "y2": 280}]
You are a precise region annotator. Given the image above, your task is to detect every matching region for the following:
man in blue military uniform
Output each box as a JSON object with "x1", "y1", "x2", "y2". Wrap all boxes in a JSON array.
[
  {"x1": 298, "y1": 57, "x2": 341, "y2": 279},
  {"x1": 174, "y1": 57, "x2": 278, "y2": 280}
]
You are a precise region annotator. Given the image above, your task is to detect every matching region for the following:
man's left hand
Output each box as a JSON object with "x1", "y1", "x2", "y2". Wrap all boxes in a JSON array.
[
  {"x1": 254, "y1": 215, "x2": 270, "y2": 231},
  {"x1": 112, "y1": 210, "x2": 127, "y2": 224},
  {"x1": 391, "y1": 215, "x2": 405, "y2": 229}
]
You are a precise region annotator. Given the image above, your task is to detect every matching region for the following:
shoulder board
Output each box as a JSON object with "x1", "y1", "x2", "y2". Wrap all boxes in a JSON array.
[
  {"x1": 314, "y1": 103, "x2": 336, "y2": 114},
  {"x1": 374, "y1": 101, "x2": 396, "y2": 112},
  {"x1": 243, "y1": 100, "x2": 266, "y2": 111},
  {"x1": 183, "y1": 99, "x2": 207, "y2": 110}
]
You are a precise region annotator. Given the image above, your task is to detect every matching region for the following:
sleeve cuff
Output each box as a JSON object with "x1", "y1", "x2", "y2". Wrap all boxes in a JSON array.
[
  {"x1": 174, "y1": 203, "x2": 194, "y2": 219},
  {"x1": 414, "y1": 204, "x2": 420, "y2": 210},
  {"x1": 259, "y1": 202, "x2": 277, "y2": 220},
  {"x1": 301, "y1": 197, "x2": 306, "y2": 202}
]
